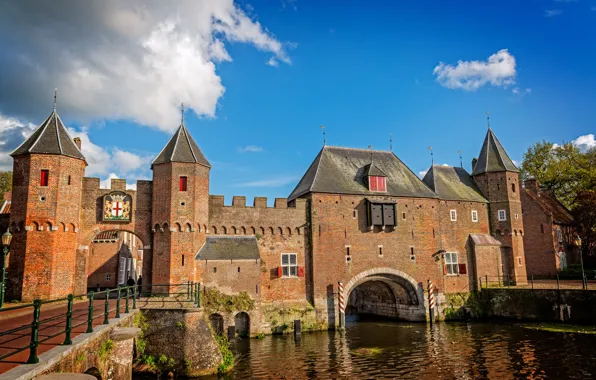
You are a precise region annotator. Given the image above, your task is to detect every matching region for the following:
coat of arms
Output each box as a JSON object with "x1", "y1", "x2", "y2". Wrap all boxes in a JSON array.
[{"x1": 103, "y1": 192, "x2": 132, "y2": 222}]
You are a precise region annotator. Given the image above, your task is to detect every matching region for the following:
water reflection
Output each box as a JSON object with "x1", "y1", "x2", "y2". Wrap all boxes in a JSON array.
[{"x1": 203, "y1": 321, "x2": 596, "y2": 379}]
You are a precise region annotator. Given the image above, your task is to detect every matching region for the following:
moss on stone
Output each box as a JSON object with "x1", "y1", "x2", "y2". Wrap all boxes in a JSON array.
[
  {"x1": 523, "y1": 323, "x2": 596, "y2": 334},
  {"x1": 203, "y1": 288, "x2": 255, "y2": 313}
]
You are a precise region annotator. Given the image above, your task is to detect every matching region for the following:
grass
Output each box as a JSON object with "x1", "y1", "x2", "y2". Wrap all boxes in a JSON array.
[
  {"x1": 523, "y1": 323, "x2": 596, "y2": 334},
  {"x1": 352, "y1": 347, "x2": 384, "y2": 356}
]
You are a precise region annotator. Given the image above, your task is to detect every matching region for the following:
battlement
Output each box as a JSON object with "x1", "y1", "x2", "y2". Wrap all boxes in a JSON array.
[
  {"x1": 209, "y1": 195, "x2": 305, "y2": 210},
  {"x1": 82, "y1": 177, "x2": 152, "y2": 192}
]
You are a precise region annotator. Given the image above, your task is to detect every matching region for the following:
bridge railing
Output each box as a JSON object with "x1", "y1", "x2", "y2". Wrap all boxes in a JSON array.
[
  {"x1": 0, "y1": 282, "x2": 200, "y2": 366},
  {"x1": 478, "y1": 274, "x2": 594, "y2": 291}
]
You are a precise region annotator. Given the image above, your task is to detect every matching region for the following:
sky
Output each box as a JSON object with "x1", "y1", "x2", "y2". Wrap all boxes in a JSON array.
[{"x1": 0, "y1": 0, "x2": 594, "y2": 204}]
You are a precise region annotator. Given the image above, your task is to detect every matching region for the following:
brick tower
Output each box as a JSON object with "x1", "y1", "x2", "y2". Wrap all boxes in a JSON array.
[
  {"x1": 8, "y1": 105, "x2": 87, "y2": 301},
  {"x1": 151, "y1": 118, "x2": 210, "y2": 289},
  {"x1": 472, "y1": 128, "x2": 528, "y2": 284}
]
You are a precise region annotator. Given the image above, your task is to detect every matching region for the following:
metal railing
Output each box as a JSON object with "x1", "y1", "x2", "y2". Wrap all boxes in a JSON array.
[
  {"x1": 0, "y1": 282, "x2": 201, "y2": 365},
  {"x1": 478, "y1": 274, "x2": 594, "y2": 291}
]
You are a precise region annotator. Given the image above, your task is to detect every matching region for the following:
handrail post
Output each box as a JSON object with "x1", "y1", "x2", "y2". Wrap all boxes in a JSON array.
[
  {"x1": 132, "y1": 285, "x2": 137, "y2": 310},
  {"x1": 86, "y1": 291, "x2": 95, "y2": 333},
  {"x1": 27, "y1": 299, "x2": 41, "y2": 364},
  {"x1": 557, "y1": 274, "x2": 560, "y2": 290},
  {"x1": 197, "y1": 283, "x2": 201, "y2": 308},
  {"x1": 103, "y1": 289, "x2": 110, "y2": 324},
  {"x1": 187, "y1": 281, "x2": 191, "y2": 300},
  {"x1": 125, "y1": 286, "x2": 130, "y2": 314},
  {"x1": 190, "y1": 281, "x2": 194, "y2": 300},
  {"x1": 116, "y1": 286, "x2": 121, "y2": 318},
  {"x1": 63, "y1": 294, "x2": 74, "y2": 345}
]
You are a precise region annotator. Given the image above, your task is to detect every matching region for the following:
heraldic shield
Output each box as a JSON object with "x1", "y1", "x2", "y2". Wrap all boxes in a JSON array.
[{"x1": 103, "y1": 192, "x2": 133, "y2": 222}]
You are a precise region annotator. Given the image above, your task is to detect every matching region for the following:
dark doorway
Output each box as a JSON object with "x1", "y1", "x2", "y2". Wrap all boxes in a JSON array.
[
  {"x1": 209, "y1": 313, "x2": 224, "y2": 335},
  {"x1": 235, "y1": 312, "x2": 250, "y2": 337}
]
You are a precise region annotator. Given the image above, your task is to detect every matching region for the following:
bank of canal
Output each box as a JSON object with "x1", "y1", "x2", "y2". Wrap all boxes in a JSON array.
[{"x1": 196, "y1": 320, "x2": 596, "y2": 379}]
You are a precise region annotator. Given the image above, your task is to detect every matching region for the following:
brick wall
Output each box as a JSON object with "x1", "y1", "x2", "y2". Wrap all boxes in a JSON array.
[
  {"x1": 520, "y1": 189, "x2": 557, "y2": 276},
  {"x1": 198, "y1": 260, "x2": 261, "y2": 298}
]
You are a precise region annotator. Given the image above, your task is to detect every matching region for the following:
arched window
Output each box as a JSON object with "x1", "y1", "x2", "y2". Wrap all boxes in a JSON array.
[
  {"x1": 278, "y1": 227, "x2": 283, "y2": 235},
  {"x1": 511, "y1": 183, "x2": 516, "y2": 193},
  {"x1": 154, "y1": 223, "x2": 160, "y2": 232},
  {"x1": 250, "y1": 227, "x2": 256, "y2": 235},
  {"x1": 514, "y1": 230, "x2": 518, "y2": 236},
  {"x1": 203, "y1": 224, "x2": 207, "y2": 234},
  {"x1": 212, "y1": 226, "x2": 218, "y2": 234},
  {"x1": 197, "y1": 224, "x2": 202, "y2": 233},
  {"x1": 241, "y1": 226, "x2": 246, "y2": 235},
  {"x1": 163, "y1": 223, "x2": 169, "y2": 232},
  {"x1": 185, "y1": 223, "x2": 192, "y2": 232},
  {"x1": 232, "y1": 226, "x2": 237, "y2": 235},
  {"x1": 504, "y1": 229, "x2": 510, "y2": 236},
  {"x1": 222, "y1": 226, "x2": 227, "y2": 235},
  {"x1": 286, "y1": 227, "x2": 292, "y2": 235},
  {"x1": 70, "y1": 223, "x2": 76, "y2": 232},
  {"x1": 60, "y1": 222, "x2": 66, "y2": 232},
  {"x1": 45, "y1": 222, "x2": 52, "y2": 231},
  {"x1": 259, "y1": 227, "x2": 265, "y2": 236},
  {"x1": 33, "y1": 222, "x2": 39, "y2": 231},
  {"x1": 175, "y1": 223, "x2": 182, "y2": 232},
  {"x1": 269, "y1": 227, "x2": 274, "y2": 235},
  {"x1": 540, "y1": 224, "x2": 544, "y2": 234},
  {"x1": 296, "y1": 227, "x2": 301, "y2": 235}
]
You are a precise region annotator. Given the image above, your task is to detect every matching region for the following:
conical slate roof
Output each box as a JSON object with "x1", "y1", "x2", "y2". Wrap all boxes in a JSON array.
[
  {"x1": 152, "y1": 124, "x2": 210, "y2": 168},
  {"x1": 472, "y1": 128, "x2": 518, "y2": 175},
  {"x1": 11, "y1": 110, "x2": 86, "y2": 161}
]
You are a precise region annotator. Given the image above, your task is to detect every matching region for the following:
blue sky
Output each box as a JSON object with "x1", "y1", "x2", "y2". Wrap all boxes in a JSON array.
[{"x1": 0, "y1": 0, "x2": 594, "y2": 204}]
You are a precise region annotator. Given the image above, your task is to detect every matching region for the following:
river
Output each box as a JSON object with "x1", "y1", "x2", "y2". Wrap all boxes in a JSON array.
[{"x1": 209, "y1": 320, "x2": 596, "y2": 379}]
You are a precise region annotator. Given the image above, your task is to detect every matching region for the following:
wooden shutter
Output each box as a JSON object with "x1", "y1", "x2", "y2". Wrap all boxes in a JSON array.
[
  {"x1": 382, "y1": 204, "x2": 395, "y2": 226},
  {"x1": 298, "y1": 266, "x2": 305, "y2": 277},
  {"x1": 277, "y1": 266, "x2": 283, "y2": 278},
  {"x1": 443, "y1": 264, "x2": 448, "y2": 275},
  {"x1": 180, "y1": 176, "x2": 187, "y2": 191},
  {"x1": 458, "y1": 264, "x2": 467, "y2": 275},
  {"x1": 369, "y1": 176, "x2": 377, "y2": 191},
  {"x1": 40, "y1": 170, "x2": 49, "y2": 186},
  {"x1": 370, "y1": 203, "x2": 383, "y2": 225},
  {"x1": 378, "y1": 177, "x2": 386, "y2": 192}
]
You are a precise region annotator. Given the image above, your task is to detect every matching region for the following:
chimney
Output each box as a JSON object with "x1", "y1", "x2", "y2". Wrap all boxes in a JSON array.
[
  {"x1": 471, "y1": 158, "x2": 478, "y2": 171},
  {"x1": 524, "y1": 178, "x2": 539, "y2": 194},
  {"x1": 73, "y1": 137, "x2": 82, "y2": 150}
]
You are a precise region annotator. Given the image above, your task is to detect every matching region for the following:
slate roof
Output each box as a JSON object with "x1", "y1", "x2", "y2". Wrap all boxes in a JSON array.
[
  {"x1": 152, "y1": 124, "x2": 210, "y2": 168},
  {"x1": 422, "y1": 165, "x2": 488, "y2": 203},
  {"x1": 524, "y1": 188, "x2": 574, "y2": 225},
  {"x1": 196, "y1": 236, "x2": 260, "y2": 261},
  {"x1": 472, "y1": 129, "x2": 518, "y2": 175},
  {"x1": 288, "y1": 146, "x2": 437, "y2": 200},
  {"x1": 364, "y1": 163, "x2": 387, "y2": 177},
  {"x1": 469, "y1": 234, "x2": 501, "y2": 246},
  {"x1": 11, "y1": 110, "x2": 86, "y2": 161}
]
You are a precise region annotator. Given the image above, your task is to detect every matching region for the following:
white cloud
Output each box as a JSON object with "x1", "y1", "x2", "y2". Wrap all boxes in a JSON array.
[
  {"x1": 433, "y1": 49, "x2": 517, "y2": 91},
  {"x1": 100, "y1": 173, "x2": 120, "y2": 189},
  {"x1": 234, "y1": 175, "x2": 299, "y2": 187},
  {"x1": 572, "y1": 134, "x2": 596, "y2": 152},
  {"x1": 266, "y1": 57, "x2": 280, "y2": 67},
  {"x1": 512, "y1": 87, "x2": 532, "y2": 97},
  {"x1": 442, "y1": 163, "x2": 449, "y2": 166},
  {"x1": 238, "y1": 145, "x2": 264, "y2": 153},
  {"x1": 512, "y1": 159, "x2": 519, "y2": 167},
  {"x1": 0, "y1": 114, "x2": 37, "y2": 170},
  {"x1": 0, "y1": 1, "x2": 291, "y2": 132},
  {"x1": 418, "y1": 169, "x2": 428, "y2": 178},
  {"x1": 544, "y1": 9, "x2": 563, "y2": 17}
]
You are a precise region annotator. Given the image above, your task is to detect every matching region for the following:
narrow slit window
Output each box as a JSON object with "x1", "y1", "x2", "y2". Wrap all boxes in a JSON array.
[
  {"x1": 238, "y1": 267, "x2": 241, "y2": 273},
  {"x1": 182, "y1": 255, "x2": 185, "y2": 266},
  {"x1": 471, "y1": 210, "x2": 478, "y2": 223},
  {"x1": 511, "y1": 183, "x2": 516, "y2": 193},
  {"x1": 379, "y1": 246, "x2": 383, "y2": 256},
  {"x1": 40, "y1": 170, "x2": 49, "y2": 186},
  {"x1": 67, "y1": 175, "x2": 71, "y2": 185},
  {"x1": 213, "y1": 267, "x2": 217, "y2": 273},
  {"x1": 402, "y1": 212, "x2": 406, "y2": 220},
  {"x1": 450, "y1": 210, "x2": 457, "y2": 221},
  {"x1": 180, "y1": 176, "x2": 188, "y2": 191}
]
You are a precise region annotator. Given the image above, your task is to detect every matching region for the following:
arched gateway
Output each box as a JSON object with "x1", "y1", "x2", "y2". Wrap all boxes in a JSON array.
[{"x1": 343, "y1": 268, "x2": 427, "y2": 322}]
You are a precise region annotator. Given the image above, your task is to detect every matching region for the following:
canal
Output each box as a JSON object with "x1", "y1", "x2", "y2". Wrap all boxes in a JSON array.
[{"x1": 208, "y1": 321, "x2": 596, "y2": 379}]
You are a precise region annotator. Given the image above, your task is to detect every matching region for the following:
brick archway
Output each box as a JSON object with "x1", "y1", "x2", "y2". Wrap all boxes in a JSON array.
[{"x1": 343, "y1": 267, "x2": 427, "y2": 321}]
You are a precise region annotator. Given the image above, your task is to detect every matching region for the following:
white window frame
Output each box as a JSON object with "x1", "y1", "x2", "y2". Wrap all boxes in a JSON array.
[
  {"x1": 105, "y1": 273, "x2": 112, "y2": 281},
  {"x1": 498, "y1": 209, "x2": 507, "y2": 221},
  {"x1": 281, "y1": 253, "x2": 298, "y2": 278},
  {"x1": 471, "y1": 210, "x2": 478, "y2": 223},
  {"x1": 450, "y1": 210, "x2": 457, "y2": 221},
  {"x1": 445, "y1": 252, "x2": 459, "y2": 276}
]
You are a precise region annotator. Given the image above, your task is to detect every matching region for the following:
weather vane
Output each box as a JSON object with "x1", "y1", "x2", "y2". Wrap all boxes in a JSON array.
[
  {"x1": 53, "y1": 88, "x2": 58, "y2": 111},
  {"x1": 390, "y1": 133, "x2": 393, "y2": 152},
  {"x1": 458, "y1": 150, "x2": 462, "y2": 168},
  {"x1": 428, "y1": 146, "x2": 434, "y2": 165},
  {"x1": 181, "y1": 102, "x2": 185, "y2": 125},
  {"x1": 321, "y1": 125, "x2": 326, "y2": 146},
  {"x1": 486, "y1": 111, "x2": 490, "y2": 129}
]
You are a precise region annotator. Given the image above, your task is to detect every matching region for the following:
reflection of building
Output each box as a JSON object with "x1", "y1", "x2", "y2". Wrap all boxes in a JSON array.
[
  {"x1": 88, "y1": 231, "x2": 143, "y2": 290},
  {"x1": 521, "y1": 179, "x2": 577, "y2": 276}
]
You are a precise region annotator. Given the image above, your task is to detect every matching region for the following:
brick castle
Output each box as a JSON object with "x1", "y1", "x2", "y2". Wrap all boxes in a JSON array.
[{"x1": 3, "y1": 104, "x2": 572, "y2": 329}]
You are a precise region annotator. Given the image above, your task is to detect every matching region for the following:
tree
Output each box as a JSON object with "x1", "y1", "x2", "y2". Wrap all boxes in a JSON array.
[
  {"x1": 0, "y1": 171, "x2": 12, "y2": 203},
  {"x1": 572, "y1": 191, "x2": 596, "y2": 259}
]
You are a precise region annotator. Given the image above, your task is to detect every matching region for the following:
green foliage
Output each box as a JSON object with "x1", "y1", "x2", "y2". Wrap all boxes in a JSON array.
[
  {"x1": 98, "y1": 339, "x2": 113, "y2": 362},
  {"x1": 255, "y1": 233, "x2": 262, "y2": 240},
  {"x1": 523, "y1": 323, "x2": 596, "y2": 334},
  {"x1": 255, "y1": 333, "x2": 265, "y2": 339},
  {"x1": 203, "y1": 288, "x2": 254, "y2": 313},
  {"x1": 215, "y1": 335, "x2": 234, "y2": 374},
  {"x1": 176, "y1": 321, "x2": 185, "y2": 329},
  {"x1": 132, "y1": 312, "x2": 149, "y2": 357},
  {"x1": 572, "y1": 191, "x2": 596, "y2": 257},
  {"x1": 0, "y1": 171, "x2": 12, "y2": 203},
  {"x1": 75, "y1": 352, "x2": 86, "y2": 364}
]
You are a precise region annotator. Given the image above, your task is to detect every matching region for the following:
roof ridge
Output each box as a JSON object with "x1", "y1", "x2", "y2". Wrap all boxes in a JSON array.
[
  {"x1": 27, "y1": 113, "x2": 53, "y2": 153},
  {"x1": 54, "y1": 112, "x2": 63, "y2": 154},
  {"x1": 55, "y1": 112, "x2": 85, "y2": 157},
  {"x1": 182, "y1": 125, "x2": 198, "y2": 163},
  {"x1": 326, "y1": 145, "x2": 391, "y2": 153},
  {"x1": 309, "y1": 147, "x2": 325, "y2": 194},
  {"x1": 170, "y1": 126, "x2": 183, "y2": 162}
]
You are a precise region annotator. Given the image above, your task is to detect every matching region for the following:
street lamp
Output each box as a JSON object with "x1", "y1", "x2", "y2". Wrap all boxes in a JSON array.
[{"x1": 1, "y1": 228, "x2": 12, "y2": 308}]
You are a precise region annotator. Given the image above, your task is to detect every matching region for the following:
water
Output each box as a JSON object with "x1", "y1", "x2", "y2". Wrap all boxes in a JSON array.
[{"x1": 211, "y1": 321, "x2": 596, "y2": 379}]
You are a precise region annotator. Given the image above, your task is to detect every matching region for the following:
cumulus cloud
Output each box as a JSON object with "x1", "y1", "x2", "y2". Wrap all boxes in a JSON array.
[
  {"x1": 0, "y1": 113, "x2": 152, "y2": 185},
  {"x1": 0, "y1": 1, "x2": 290, "y2": 132},
  {"x1": 572, "y1": 134, "x2": 596, "y2": 152},
  {"x1": 433, "y1": 49, "x2": 517, "y2": 91},
  {"x1": 544, "y1": 9, "x2": 563, "y2": 17},
  {"x1": 238, "y1": 145, "x2": 263, "y2": 153},
  {"x1": 512, "y1": 87, "x2": 532, "y2": 96},
  {"x1": 418, "y1": 169, "x2": 428, "y2": 178}
]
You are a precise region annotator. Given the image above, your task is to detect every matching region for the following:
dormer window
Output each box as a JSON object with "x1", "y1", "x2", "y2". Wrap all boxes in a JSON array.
[{"x1": 368, "y1": 176, "x2": 386, "y2": 192}]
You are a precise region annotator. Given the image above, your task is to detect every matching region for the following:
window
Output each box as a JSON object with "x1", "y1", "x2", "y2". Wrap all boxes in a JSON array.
[
  {"x1": 368, "y1": 176, "x2": 387, "y2": 192},
  {"x1": 213, "y1": 267, "x2": 217, "y2": 273},
  {"x1": 281, "y1": 253, "x2": 298, "y2": 277},
  {"x1": 40, "y1": 170, "x2": 49, "y2": 186},
  {"x1": 556, "y1": 229, "x2": 563, "y2": 243},
  {"x1": 471, "y1": 210, "x2": 478, "y2": 223},
  {"x1": 450, "y1": 210, "x2": 457, "y2": 221},
  {"x1": 182, "y1": 255, "x2": 185, "y2": 266},
  {"x1": 105, "y1": 273, "x2": 112, "y2": 281},
  {"x1": 368, "y1": 202, "x2": 396, "y2": 226},
  {"x1": 498, "y1": 210, "x2": 507, "y2": 221},
  {"x1": 402, "y1": 212, "x2": 406, "y2": 220},
  {"x1": 180, "y1": 176, "x2": 188, "y2": 191},
  {"x1": 515, "y1": 213, "x2": 519, "y2": 220},
  {"x1": 378, "y1": 246, "x2": 383, "y2": 256},
  {"x1": 511, "y1": 183, "x2": 516, "y2": 193},
  {"x1": 445, "y1": 252, "x2": 459, "y2": 275},
  {"x1": 67, "y1": 175, "x2": 71, "y2": 185}
]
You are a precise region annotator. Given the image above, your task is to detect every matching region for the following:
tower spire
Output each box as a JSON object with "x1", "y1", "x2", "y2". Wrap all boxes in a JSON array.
[
  {"x1": 486, "y1": 111, "x2": 490, "y2": 129},
  {"x1": 181, "y1": 102, "x2": 185, "y2": 125},
  {"x1": 321, "y1": 125, "x2": 326, "y2": 146},
  {"x1": 428, "y1": 146, "x2": 434, "y2": 165},
  {"x1": 53, "y1": 88, "x2": 57, "y2": 112},
  {"x1": 389, "y1": 133, "x2": 393, "y2": 152},
  {"x1": 458, "y1": 150, "x2": 462, "y2": 168}
]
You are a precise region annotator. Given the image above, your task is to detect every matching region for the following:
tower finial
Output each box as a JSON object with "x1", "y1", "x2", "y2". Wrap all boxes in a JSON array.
[
  {"x1": 428, "y1": 146, "x2": 434, "y2": 165},
  {"x1": 389, "y1": 133, "x2": 393, "y2": 152},
  {"x1": 181, "y1": 102, "x2": 185, "y2": 125},
  {"x1": 458, "y1": 150, "x2": 462, "y2": 168},
  {"x1": 321, "y1": 125, "x2": 326, "y2": 146},
  {"x1": 486, "y1": 111, "x2": 490, "y2": 129},
  {"x1": 53, "y1": 88, "x2": 57, "y2": 112}
]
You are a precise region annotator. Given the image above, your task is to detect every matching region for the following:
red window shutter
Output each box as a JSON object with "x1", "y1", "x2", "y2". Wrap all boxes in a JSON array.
[
  {"x1": 379, "y1": 177, "x2": 386, "y2": 192},
  {"x1": 443, "y1": 264, "x2": 448, "y2": 275},
  {"x1": 369, "y1": 176, "x2": 378, "y2": 191},
  {"x1": 40, "y1": 170, "x2": 49, "y2": 186},
  {"x1": 277, "y1": 266, "x2": 283, "y2": 278},
  {"x1": 180, "y1": 176, "x2": 187, "y2": 191},
  {"x1": 298, "y1": 266, "x2": 305, "y2": 277},
  {"x1": 458, "y1": 264, "x2": 467, "y2": 275}
]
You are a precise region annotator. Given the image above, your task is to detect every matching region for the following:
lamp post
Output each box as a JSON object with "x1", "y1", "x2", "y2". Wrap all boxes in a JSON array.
[
  {"x1": 576, "y1": 237, "x2": 586, "y2": 289},
  {"x1": 1, "y1": 228, "x2": 12, "y2": 308}
]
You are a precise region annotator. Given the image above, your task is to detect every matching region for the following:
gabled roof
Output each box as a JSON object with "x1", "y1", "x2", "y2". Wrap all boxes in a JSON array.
[
  {"x1": 11, "y1": 110, "x2": 86, "y2": 161},
  {"x1": 288, "y1": 146, "x2": 437, "y2": 200},
  {"x1": 523, "y1": 188, "x2": 574, "y2": 225},
  {"x1": 422, "y1": 165, "x2": 487, "y2": 203},
  {"x1": 364, "y1": 163, "x2": 387, "y2": 177},
  {"x1": 195, "y1": 236, "x2": 260, "y2": 261},
  {"x1": 152, "y1": 124, "x2": 210, "y2": 168},
  {"x1": 472, "y1": 128, "x2": 518, "y2": 175}
]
